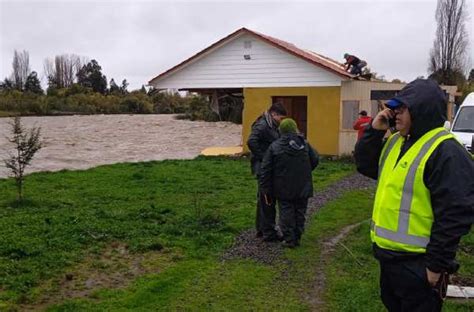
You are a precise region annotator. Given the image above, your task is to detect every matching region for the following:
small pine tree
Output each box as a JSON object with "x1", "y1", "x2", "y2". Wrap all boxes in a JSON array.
[
  {"x1": 4, "y1": 117, "x2": 42, "y2": 202},
  {"x1": 24, "y1": 71, "x2": 43, "y2": 94},
  {"x1": 120, "y1": 79, "x2": 129, "y2": 94},
  {"x1": 109, "y1": 78, "x2": 120, "y2": 94}
]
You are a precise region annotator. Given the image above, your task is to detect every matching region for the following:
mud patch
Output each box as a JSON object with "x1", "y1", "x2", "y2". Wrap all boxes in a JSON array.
[{"x1": 20, "y1": 242, "x2": 176, "y2": 310}]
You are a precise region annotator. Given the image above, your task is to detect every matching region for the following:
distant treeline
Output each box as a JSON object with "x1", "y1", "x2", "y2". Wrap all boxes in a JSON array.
[
  {"x1": 0, "y1": 50, "x2": 242, "y2": 123},
  {"x1": 0, "y1": 87, "x2": 209, "y2": 116}
]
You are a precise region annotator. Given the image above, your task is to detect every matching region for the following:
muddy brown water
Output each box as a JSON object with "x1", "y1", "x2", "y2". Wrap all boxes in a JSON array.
[{"x1": 0, "y1": 114, "x2": 242, "y2": 178}]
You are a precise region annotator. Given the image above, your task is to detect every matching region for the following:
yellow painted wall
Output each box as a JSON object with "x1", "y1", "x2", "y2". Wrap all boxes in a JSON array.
[{"x1": 242, "y1": 87, "x2": 341, "y2": 155}]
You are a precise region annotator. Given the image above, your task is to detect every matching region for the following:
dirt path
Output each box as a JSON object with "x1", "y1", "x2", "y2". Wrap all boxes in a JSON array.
[
  {"x1": 0, "y1": 114, "x2": 242, "y2": 178},
  {"x1": 307, "y1": 221, "x2": 366, "y2": 311}
]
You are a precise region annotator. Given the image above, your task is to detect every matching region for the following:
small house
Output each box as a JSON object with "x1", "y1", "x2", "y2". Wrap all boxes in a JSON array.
[{"x1": 149, "y1": 28, "x2": 456, "y2": 156}]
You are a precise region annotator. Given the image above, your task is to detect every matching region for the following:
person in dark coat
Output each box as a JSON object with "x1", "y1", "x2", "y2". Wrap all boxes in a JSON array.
[
  {"x1": 259, "y1": 118, "x2": 319, "y2": 247},
  {"x1": 354, "y1": 79, "x2": 473, "y2": 311},
  {"x1": 247, "y1": 103, "x2": 287, "y2": 241}
]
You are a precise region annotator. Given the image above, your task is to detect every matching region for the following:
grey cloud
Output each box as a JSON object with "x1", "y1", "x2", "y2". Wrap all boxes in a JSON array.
[{"x1": 1, "y1": 0, "x2": 473, "y2": 90}]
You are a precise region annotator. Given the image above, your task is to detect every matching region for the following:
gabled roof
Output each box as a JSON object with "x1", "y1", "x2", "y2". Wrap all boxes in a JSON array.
[{"x1": 149, "y1": 27, "x2": 353, "y2": 85}]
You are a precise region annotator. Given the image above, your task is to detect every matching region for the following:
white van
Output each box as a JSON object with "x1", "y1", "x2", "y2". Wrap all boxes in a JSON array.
[{"x1": 451, "y1": 92, "x2": 474, "y2": 153}]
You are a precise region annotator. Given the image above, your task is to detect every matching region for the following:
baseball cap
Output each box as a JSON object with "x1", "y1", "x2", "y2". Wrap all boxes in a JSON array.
[{"x1": 385, "y1": 98, "x2": 403, "y2": 109}]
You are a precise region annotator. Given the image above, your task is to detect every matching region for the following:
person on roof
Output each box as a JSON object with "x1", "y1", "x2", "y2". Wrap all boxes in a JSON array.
[
  {"x1": 343, "y1": 53, "x2": 367, "y2": 76},
  {"x1": 354, "y1": 79, "x2": 473, "y2": 311}
]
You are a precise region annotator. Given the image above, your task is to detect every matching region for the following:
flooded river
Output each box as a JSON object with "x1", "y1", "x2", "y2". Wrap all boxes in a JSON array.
[{"x1": 0, "y1": 114, "x2": 242, "y2": 178}]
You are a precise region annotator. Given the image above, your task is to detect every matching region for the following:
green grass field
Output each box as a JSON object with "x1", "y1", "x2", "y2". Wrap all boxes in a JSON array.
[
  {"x1": 0, "y1": 157, "x2": 471, "y2": 311},
  {"x1": 325, "y1": 222, "x2": 474, "y2": 311}
]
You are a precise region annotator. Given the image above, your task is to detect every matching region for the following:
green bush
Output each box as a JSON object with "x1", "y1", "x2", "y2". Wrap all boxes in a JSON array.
[
  {"x1": 181, "y1": 95, "x2": 219, "y2": 122},
  {"x1": 64, "y1": 84, "x2": 92, "y2": 96},
  {"x1": 0, "y1": 88, "x2": 241, "y2": 122},
  {"x1": 0, "y1": 91, "x2": 49, "y2": 115},
  {"x1": 151, "y1": 92, "x2": 188, "y2": 114},
  {"x1": 120, "y1": 92, "x2": 153, "y2": 113}
]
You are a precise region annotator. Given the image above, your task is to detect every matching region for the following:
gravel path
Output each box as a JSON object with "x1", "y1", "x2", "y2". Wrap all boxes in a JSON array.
[{"x1": 221, "y1": 173, "x2": 375, "y2": 264}]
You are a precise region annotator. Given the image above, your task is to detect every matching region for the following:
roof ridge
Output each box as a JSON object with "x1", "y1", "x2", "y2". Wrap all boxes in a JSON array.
[{"x1": 303, "y1": 49, "x2": 345, "y2": 69}]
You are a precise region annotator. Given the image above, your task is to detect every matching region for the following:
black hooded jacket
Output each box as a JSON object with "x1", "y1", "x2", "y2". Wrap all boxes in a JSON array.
[
  {"x1": 247, "y1": 112, "x2": 280, "y2": 176},
  {"x1": 259, "y1": 133, "x2": 319, "y2": 200},
  {"x1": 354, "y1": 79, "x2": 473, "y2": 273}
]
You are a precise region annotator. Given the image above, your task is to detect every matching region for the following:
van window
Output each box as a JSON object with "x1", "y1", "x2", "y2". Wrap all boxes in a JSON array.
[{"x1": 452, "y1": 106, "x2": 474, "y2": 132}]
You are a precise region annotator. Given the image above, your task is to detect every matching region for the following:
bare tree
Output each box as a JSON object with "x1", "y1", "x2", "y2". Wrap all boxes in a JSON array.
[
  {"x1": 11, "y1": 50, "x2": 31, "y2": 91},
  {"x1": 3, "y1": 117, "x2": 42, "y2": 202},
  {"x1": 429, "y1": 0, "x2": 469, "y2": 85},
  {"x1": 43, "y1": 54, "x2": 85, "y2": 89}
]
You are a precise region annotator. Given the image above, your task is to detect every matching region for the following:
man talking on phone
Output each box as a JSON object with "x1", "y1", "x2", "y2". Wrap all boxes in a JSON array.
[{"x1": 354, "y1": 79, "x2": 473, "y2": 311}]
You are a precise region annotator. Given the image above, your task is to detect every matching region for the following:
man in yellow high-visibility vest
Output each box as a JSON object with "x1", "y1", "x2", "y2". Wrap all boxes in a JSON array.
[{"x1": 355, "y1": 79, "x2": 473, "y2": 311}]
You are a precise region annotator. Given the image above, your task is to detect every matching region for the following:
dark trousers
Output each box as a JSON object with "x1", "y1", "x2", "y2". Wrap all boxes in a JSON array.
[
  {"x1": 350, "y1": 61, "x2": 367, "y2": 76},
  {"x1": 278, "y1": 198, "x2": 308, "y2": 243},
  {"x1": 256, "y1": 187, "x2": 277, "y2": 239},
  {"x1": 379, "y1": 257, "x2": 443, "y2": 312}
]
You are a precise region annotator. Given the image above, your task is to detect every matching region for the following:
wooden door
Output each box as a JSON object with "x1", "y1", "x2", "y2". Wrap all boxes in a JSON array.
[{"x1": 272, "y1": 96, "x2": 308, "y2": 136}]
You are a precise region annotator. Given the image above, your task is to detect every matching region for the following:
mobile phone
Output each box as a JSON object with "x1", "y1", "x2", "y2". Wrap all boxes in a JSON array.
[
  {"x1": 388, "y1": 117, "x2": 396, "y2": 128},
  {"x1": 383, "y1": 108, "x2": 396, "y2": 128},
  {"x1": 381, "y1": 114, "x2": 396, "y2": 128}
]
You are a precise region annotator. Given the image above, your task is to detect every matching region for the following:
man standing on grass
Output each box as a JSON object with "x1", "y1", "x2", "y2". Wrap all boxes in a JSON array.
[
  {"x1": 259, "y1": 118, "x2": 319, "y2": 248},
  {"x1": 247, "y1": 103, "x2": 287, "y2": 242},
  {"x1": 354, "y1": 79, "x2": 473, "y2": 311}
]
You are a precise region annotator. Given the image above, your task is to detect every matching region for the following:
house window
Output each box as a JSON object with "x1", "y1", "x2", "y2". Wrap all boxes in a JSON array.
[
  {"x1": 342, "y1": 100, "x2": 360, "y2": 129},
  {"x1": 244, "y1": 40, "x2": 252, "y2": 49}
]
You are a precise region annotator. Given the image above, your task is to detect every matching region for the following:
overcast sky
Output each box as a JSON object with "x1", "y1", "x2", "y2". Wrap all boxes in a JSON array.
[{"x1": 1, "y1": 0, "x2": 473, "y2": 90}]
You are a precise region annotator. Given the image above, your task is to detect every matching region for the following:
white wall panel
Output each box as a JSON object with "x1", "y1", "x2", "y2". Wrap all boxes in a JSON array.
[{"x1": 151, "y1": 34, "x2": 343, "y2": 88}]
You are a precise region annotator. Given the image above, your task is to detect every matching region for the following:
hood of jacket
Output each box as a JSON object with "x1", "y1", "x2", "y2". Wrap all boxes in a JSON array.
[
  {"x1": 392, "y1": 79, "x2": 447, "y2": 139},
  {"x1": 277, "y1": 133, "x2": 307, "y2": 155}
]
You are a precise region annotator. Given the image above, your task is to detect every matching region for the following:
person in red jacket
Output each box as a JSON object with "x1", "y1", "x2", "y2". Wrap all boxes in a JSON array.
[{"x1": 353, "y1": 110, "x2": 372, "y2": 140}]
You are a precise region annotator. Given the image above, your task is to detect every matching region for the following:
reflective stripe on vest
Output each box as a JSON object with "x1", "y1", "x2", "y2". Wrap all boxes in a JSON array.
[
  {"x1": 378, "y1": 133, "x2": 401, "y2": 179},
  {"x1": 372, "y1": 129, "x2": 451, "y2": 249}
]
